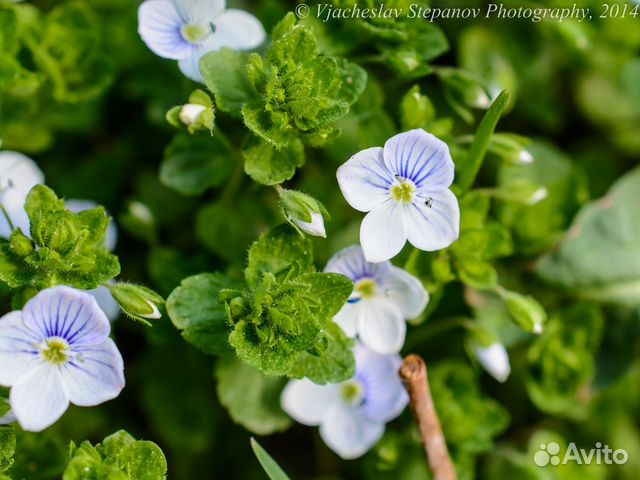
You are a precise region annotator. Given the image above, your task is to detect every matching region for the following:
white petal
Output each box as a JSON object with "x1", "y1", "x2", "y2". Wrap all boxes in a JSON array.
[
  {"x1": 204, "y1": 9, "x2": 266, "y2": 51},
  {"x1": 404, "y1": 189, "x2": 460, "y2": 252},
  {"x1": 65, "y1": 199, "x2": 118, "y2": 251},
  {"x1": 281, "y1": 379, "x2": 340, "y2": 426},
  {"x1": 360, "y1": 200, "x2": 407, "y2": 263},
  {"x1": 179, "y1": 51, "x2": 205, "y2": 82},
  {"x1": 86, "y1": 286, "x2": 121, "y2": 322},
  {"x1": 332, "y1": 302, "x2": 359, "y2": 337},
  {"x1": 10, "y1": 363, "x2": 69, "y2": 432},
  {"x1": 319, "y1": 404, "x2": 384, "y2": 459},
  {"x1": 355, "y1": 346, "x2": 408, "y2": 423},
  {"x1": 23, "y1": 287, "x2": 110, "y2": 347},
  {"x1": 378, "y1": 266, "x2": 429, "y2": 319},
  {"x1": 325, "y1": 245, "x2": 387, "y2": 280},
  {"x1": 293, "y1": 212, "x2": 326, "y2": 238},
  {"x1": 0, "y1": 151, "x2": 44, "y2": 238},
  {"x1": 357, "y1": 299, "x2": 406, "y2": 354},
  {"x1": 383, "y1": 129, "x2": 454, "y2": 191},
  {"x1": 174, "y1": 0, "x2": 225, "y2": 23},
  {"x1": 138, "y1": 0, "x2": 193, "y2": 60},
  {"x1": 61, "y1": 338, "x2": 125, "y2": 406},
  {"x1": 337, "y1": 147, "x2": 393, "y2": 212},
  {"x1": 0, "y1": 311, "x2": 42, "y2": 386},
  {"x1": 474, "y1": 342, "x2": 511, "y2": 383}
]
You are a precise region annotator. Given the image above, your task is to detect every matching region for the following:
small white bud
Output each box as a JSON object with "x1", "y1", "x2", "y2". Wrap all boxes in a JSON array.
[
  {"x1": 474, "y1": 342, "x2": 511, "y2": 382},
  {"x1": 519, "y1": 149, "x2": 534, "y2": 163},
  {"x1": 527, "y1": 187, "x2": 548, "y2": 205},
  {"x1": 179, "y1": 104, "x2": 207, "y2": 126},
  {"x1": 292, "y1": 212, "x2": 326, "y2": 238}
]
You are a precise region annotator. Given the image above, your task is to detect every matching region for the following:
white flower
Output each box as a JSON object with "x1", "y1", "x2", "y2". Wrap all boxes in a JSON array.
[
  {"x1": 292, "y1": 212, "x2": 326, "y2": 238},
  {"x1": 325, "y1": 245, "x2": 428, "y2": 354},
  {"x1": 0, "y1": 151, "x2": 44, "y2": 239},
  {"x1": 0, "y1": 286, "x2": 125, "y2": 431},
  {"x1": 138, "y1": 0, "x2": 266, "y2": 82},
  {"x1": 281, "y1": 345, "x2": 408, "y2": 459},
  {"x1": 473, "y1": 342, "x2": 511, "y2": 383},
  {"x1": 337, "y1": 129, "x2": 460, "y2": 263}
]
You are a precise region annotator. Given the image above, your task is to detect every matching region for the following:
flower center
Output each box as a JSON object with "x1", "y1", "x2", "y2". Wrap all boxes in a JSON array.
[
  {"x1": 340, "y1": 380, "x2": 364, "y2": 406},
  {"x1": 40, "y1": 337, "x2": 70, "y2": 365},
  {"x1": 391, "y1": 178, "x2": 416, "y2": 203},
  {"x1": 181, "y1": 23, "x2": 215, "y2": 44},
  {"x1": 354, "y1": 278, "x2": 377, "y2": 299}
]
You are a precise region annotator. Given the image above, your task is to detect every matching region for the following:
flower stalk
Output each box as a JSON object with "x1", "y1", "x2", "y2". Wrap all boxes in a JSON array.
[{"x1": 399, "y1": 354, "x2": 457, "y2": 480}]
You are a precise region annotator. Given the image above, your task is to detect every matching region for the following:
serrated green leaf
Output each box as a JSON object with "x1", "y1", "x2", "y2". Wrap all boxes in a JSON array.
[
  {"x1": 200, "y1": 49, "x2": 252, "y2": 116},
  {"x1": 243, "y1": 136, "x2": 305, "y2": 186}
]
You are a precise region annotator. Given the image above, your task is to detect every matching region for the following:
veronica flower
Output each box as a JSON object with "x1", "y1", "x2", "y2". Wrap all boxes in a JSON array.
[
  {"x1": 138, "y1": 0, "x2": 266, "y2": 82},
  {"x1": 325, "y1": 245, "x2": 428, "y2": 355},
  {"x1": 0, "y1": 286, "x2": 125, "y2": 431},
  {"x1": 473, "y1": 342, "x2": 511, "y2": 383},
  {"x1": 281, "y1": 345, "x2": 408, "y2": 459},
  {"x1": 0, "y1": 151, "x2": 44, "y2": 239},
  {"x1": 337, "y1": 129, "x2": 460, "y2": 263}
]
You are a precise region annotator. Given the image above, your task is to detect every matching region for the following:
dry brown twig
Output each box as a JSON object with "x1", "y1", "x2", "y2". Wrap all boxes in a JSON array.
[{"x1": 399, "y1": 354, "x2": 457, "y2": 480}]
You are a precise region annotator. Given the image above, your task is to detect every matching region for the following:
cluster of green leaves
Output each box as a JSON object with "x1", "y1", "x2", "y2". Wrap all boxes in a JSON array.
[
  {"x1": 200, "y1": 13, "x2": 367, "y2": 185},
  {"x1": 0, "y1": 185, "x2": 119, "y2": 296},
  {"x1": 168, "y1": 225, "x2": 354, "y2": 384},
  {"x1": 0, "y1": 1, "x2": 114, "y2": 152},
  {"x1": 63, "y1": 430, "x2": 167, "y2": 480}
]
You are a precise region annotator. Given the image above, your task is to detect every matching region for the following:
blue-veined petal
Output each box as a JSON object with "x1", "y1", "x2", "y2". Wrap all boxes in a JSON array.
[
  {"x1": 360, "y1": 200, "x2": 406, "y2": 263},
  {"x1": 61, "y1": 338, "x2": 125, "y2": 406},
  {"x1": 203, "y1": 9, "x2": 266, "y2": 51},
  {"x1": 356, "y1": 298, "x2": 405, "y2": 354},
  {"x1": 404, "y1": 189, "x2": 460, "y2": 252},
  {"x1": 281, "y1": 379, "x2": 341, "y2": 426},
  {"x1": 383, "y1": 129, "x2": 454, "y2": 191},
  {"x1": 0, "y1": 311, "x2": 42, "y2": 386},
  {"x1": 324, "y1": 245, "x2": 384, "y2": 282},
  {"x1": 174, "y1": 0, "x2": 225, "y2": 23},
  {"x1": 10, "y1": 363, "x2": 69, "y2": 432},
  {"x1": 337, "y1": 147, "x2": 393, "y2": 213},
  {"x1": 355, "y1": 346, "x2": 408, "y2": 423},
  {"x1": 319, "y1": 404, "x2": 384, "y2": 459},
  {"x1": 138, "y1": 0, "x2": 193, "y2": 60},
  {"x1": 22, "y1": 287, "x2": 110, "y2": 347},
  {"x1": 378, "y1": 266, "x2": 429, "y2": 319}
]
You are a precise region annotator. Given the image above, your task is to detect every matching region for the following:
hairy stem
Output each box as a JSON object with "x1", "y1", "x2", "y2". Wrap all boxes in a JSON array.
[{"x1": 399, "y1": 355, "x2": 457, "y2": 480}]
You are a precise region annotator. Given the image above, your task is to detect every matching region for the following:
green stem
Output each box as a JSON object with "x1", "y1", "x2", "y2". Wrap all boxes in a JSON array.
[
  {"x1": 212, "y1": 126, "x2": 234, "y2": 153},
  {"x1": 405, "y1": 316, "x2": 474, "y2": 350},
  {"x1": 0, "y1": 204, "x2": 15, "y2": 232}
]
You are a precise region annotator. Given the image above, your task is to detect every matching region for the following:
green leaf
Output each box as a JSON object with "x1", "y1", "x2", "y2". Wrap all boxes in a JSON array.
[
  {"x1": 455, "y1": 90, "x2": 510, "y2": 192},
  {"x1": 400, "y1": 85, "x2": 436, "y2": 130},
  {"x1": 289, "y1": 322, "x2": 355, "y2": 384},
  {"x1": 200, "y1": 49, "x2": 252, "y2": 115},
  {"x1": 160, "y1": 134, "x2": 233, "y2": 196},
  {"x1": 63, "y1": 430, "x2": 167, "y2": 480},
  {"x1": 166, "y1": 273, "x2": 233, "y2": 355},
  {"x1": 250, "y1": 438, "x2": 291, "y2": 480},
  {"x1": 0, "y1": 426, "x2": 15, "y2": 473},
  {"x1": 537, "y1": 166, "x2": 640, "y2": 307},
  {"x1": 215, "y1": 357, "x2": 292, "y2": 435},
  {"x1": 245, "y1": 225, "x2": 313, "y2": 290},
  {"x1": 243, "y1": 136, "x2": 305, "y2": 186}
]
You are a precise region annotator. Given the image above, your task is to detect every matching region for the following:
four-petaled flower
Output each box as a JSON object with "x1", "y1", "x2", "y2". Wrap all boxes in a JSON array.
[
  {"x1": 138, "y1": 0, "x2": 266, "y2": 82},
  {"x1": 281, "y1": 345, "x2": 408, "y2": 459},
  {"x1": 337, "y1": 129, "x2": 460, "y2": 263},
  {"x1": 0, "y1": 151, "x2": 45, "y2": 239},
  {"x1": 325, "y1": 245, "x2": 428, "y2": 354},
  {"x1": 0, "y1": 286, "x2": 125, "y2": 431}
]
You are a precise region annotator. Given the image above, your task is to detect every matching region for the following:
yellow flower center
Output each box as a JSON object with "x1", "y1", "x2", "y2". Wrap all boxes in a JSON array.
[
  {"x1": 355, "y1": 278, "x2": 377, "y2": 299},
  {"x1": 40, "y1": 337, "x2": 70, "y2": 365},
  {"x1": 391, "y1": 178, "x2": 416, "y2": 203},
  {"x1": 340, "y1": 380, "x2": 364, "y2": 405},
  {"x1": 181, "y1": 23, "x2": 213, "y2": 44}
]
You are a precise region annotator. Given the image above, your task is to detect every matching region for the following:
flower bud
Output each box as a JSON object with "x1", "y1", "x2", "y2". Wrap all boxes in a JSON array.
[
  {"x1": 499, "y1": 288, "x2": 546, "y2": 334},
  {"x1": 495, "y1": 180, "x2": 548, "y2": 205},
  {"x1": 436, "y1": 67, "x2": 492, "y2": 109},
  {"x1": 472, "y1": 340, "x2": 511, "y2": 382},
  {"x1": 489, "y1": 133, "x2": 533, "y2": 164},
  {"x1": 179, "y1": 104, "x2": 207, "y2": 125},
  {"x1": 109, "y1": 283, "x2": 164, "y2": 323},
  {"x1": 278, "y1": 189, "x2": 329, "y2": 238},
  {"x1": 165, "y1": 89, "x2": 214, "y2": 134}
]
